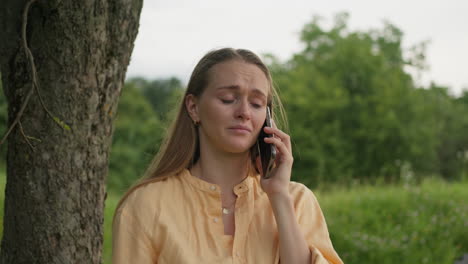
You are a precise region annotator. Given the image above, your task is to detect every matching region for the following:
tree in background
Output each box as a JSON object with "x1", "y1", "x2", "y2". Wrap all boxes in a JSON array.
[
  {"x1": 268, "y1": 13, "x2": 467, "y2": 186},
  {"x1": 107, "y1": 81, "x2": 166, "y2": 193},
  {"x1": 132, "y1": 77, "x2": 185, "y2": 123},
  {"x1": 418, "y1": 85, "x2": 468, "y2": 180},
  {"x1": 0, "y1": 0, "x2": 142, "y2": 263},
  {"x1": 105, "y1": 77, "x2": 183, "y2": 193}
]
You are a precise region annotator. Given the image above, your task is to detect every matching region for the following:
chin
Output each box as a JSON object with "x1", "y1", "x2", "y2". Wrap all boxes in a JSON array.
[
  {"x1": 222, "y1": 142, "x2": 254, "y2": 154},
  {"x1": 215, "y1": 133, "x2": 256, "y2": 154}
]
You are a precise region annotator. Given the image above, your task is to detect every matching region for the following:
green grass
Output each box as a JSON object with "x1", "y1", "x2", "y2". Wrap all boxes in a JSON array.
[
  {"x1": 0, "y1": 171, "x2": 467, "y2": 263},
  {"x1": 103, "y1": 191, "x2": 120, "y2": 264},
  {"x1": 316, "y1": 178, "x2": 468, "y2": 263}
]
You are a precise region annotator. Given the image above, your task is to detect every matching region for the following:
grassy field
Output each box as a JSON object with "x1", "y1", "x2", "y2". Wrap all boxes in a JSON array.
[
  {"x1": 315, "y1": 179, "x2": 468, "y2": 263},
  {"x1": 0, "y1": 172, "x2": 467, "y2": 263}
]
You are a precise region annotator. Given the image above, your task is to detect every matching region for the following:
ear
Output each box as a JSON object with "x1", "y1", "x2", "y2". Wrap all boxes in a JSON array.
[{"x1": 185, "y1": 94, "x2": 199, "y2": 122}]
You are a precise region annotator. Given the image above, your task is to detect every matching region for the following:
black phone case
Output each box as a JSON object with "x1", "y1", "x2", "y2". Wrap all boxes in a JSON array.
[{"x1": 257, "y1": 107, "x2": 276, "y2": 178}]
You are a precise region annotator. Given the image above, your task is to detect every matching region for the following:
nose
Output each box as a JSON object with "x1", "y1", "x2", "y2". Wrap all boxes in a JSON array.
[{"x1": 235, "y1": 99, "x2": 251, "y2": 120}]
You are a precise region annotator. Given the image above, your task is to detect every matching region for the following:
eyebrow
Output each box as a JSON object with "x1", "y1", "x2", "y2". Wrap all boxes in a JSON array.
[{"x1": 216, "y1": 85, "x2": 267, "y2": 99}]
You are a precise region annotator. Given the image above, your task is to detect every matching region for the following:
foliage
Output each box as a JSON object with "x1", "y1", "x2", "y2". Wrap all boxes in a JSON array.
[
  {"x1": 1, "y1": 13, "x2": 467, "y2": 192},
  {"x1": 128, "y1": 77, "x2": 184, "y2": 124},
  {"x1": 267, "y1": 13, "x2": 468, "y2": 186},
  {"x1": 107, "y1": 81, "x2": 167, "y2": 192},
  {"x1": 103, "y1": 191, "x2": 120, "y2": 264},
  {"x1": 316, "y1": 178, "x2": 468, "y2": 264},
  {"x1": 416, "y1": 85, "x2": 468, "y2": 180}
]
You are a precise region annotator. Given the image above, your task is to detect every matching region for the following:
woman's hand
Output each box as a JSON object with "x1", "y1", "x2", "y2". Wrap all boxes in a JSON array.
[{"x1": 258, "y1": 121, "x2": 294, "y2": 197}]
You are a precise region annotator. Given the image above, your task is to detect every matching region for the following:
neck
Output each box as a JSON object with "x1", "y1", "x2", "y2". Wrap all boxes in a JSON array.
[{"x1": 191, "y1": 148, "x2": 251, "y2": 195}]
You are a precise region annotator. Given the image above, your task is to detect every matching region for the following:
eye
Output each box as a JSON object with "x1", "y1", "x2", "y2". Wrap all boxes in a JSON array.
[
  {"x1": 250, "y1": 99, "x2": 265, "y2": 109},
  {"x1": 251, "y1": 103, "x2": 262, "y2": 109},
  {"x1": 221, "y1": 99, "x2": 234, "y2": 104}
]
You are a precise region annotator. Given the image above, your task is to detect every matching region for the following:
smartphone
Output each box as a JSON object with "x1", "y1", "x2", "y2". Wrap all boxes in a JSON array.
[{"x1": 257, "y1": 106, "x2": 276, "y2": 178}]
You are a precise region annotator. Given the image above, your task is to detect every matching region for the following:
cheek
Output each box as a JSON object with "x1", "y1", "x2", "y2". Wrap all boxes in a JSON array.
[
  {"x1": 254, "y1": 113, "x2": 266, "y2": 132},
  {"x1": 199, "y1": 101, "x2": 225, "y2": 121}
]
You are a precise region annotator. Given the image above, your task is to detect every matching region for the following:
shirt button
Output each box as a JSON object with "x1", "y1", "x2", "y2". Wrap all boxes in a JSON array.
[
  {"x1": 235, "y1": 252, "x2": 240, "y2": 257},
  {"x1": 210, "y1": 185, "x2": 216, "y2": 191},
  {"x1": 213, "y1": 217, "x2": 219, "y2": 223}
]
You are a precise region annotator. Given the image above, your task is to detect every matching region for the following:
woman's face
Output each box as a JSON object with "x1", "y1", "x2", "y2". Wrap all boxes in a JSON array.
[{"x1": 187, "y1": 59, "x2": 269, "y2": 155}]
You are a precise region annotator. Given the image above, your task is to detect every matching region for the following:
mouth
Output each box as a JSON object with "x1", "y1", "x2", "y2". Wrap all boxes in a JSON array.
[
  {"x1": 228, "y1": 126, "x2": 252, "y2": 133},
  {"x1": 229, "y1": 128, "x2": 250, "y2": 133}
]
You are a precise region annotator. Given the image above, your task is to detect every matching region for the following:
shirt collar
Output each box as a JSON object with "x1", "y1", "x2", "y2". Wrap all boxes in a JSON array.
[{"x1": 181, "y1": 168, "x2": 256, "y2": 195}]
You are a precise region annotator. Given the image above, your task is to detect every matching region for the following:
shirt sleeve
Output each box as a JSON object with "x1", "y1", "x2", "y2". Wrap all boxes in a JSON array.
[
  {"x1": 296, "y1": 188, "x2": 343, "y2": 264},
  {"x1": 112, "y1": 208, "x2": 157, "y2": 264}
]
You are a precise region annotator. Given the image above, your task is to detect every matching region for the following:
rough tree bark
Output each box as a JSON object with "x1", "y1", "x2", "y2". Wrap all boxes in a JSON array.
[{"x1": 0, "y1": 0, "x2": 143, "y2": 263}]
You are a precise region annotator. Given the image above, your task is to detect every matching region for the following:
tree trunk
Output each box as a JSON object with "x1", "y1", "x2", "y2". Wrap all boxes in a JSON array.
[{"x1": 0, "y1": 0, "x2": 143, "y2": 263}]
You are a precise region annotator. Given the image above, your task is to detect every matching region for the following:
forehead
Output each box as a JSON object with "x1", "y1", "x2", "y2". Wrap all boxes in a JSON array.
[{"x1": 206, "y1": 60, "x2": 269, "y2": 96}]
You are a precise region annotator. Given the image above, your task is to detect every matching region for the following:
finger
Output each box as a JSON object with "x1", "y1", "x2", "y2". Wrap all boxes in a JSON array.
[
  {"x1": 263, "y1": 126, "x2": 292, "y2": 152},
  {"x1": 265, "y1": 137, "x2": 293, "y2": 164},
  {"x1": 264, "y1": 137, "x2": 293, "y2": 163}
]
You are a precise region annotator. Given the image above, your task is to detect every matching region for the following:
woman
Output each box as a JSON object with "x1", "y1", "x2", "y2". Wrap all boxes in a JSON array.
[{"x1": 112, "y1": 48, "x2": 343, "y2": 264}]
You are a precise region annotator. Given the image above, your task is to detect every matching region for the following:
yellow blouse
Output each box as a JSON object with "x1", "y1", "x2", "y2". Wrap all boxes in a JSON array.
[{"x1": 112, "y1": 169, "x2": 343, "y2": 264}]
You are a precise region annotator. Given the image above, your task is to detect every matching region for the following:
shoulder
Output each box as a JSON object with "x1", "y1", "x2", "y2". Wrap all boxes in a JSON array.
[
  {"x1": 288, "y1": 181, "x2": 316, "y2": 199},
  {"x1": 288, "y1": 181, "x2": 321, "y2": 211},
  {"x1": 117, "y1": 172, "x2": 186, "y2": 222}
]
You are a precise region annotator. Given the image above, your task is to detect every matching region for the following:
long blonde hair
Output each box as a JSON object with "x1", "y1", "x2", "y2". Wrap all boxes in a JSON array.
[{"x1": 113, "y1": 48, "x2": 288, "y2": 216}]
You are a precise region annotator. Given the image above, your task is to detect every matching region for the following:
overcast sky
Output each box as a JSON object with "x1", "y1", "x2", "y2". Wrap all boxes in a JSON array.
[{"x1": 126, "y1": 0, "x2": 468, "y2": 96}]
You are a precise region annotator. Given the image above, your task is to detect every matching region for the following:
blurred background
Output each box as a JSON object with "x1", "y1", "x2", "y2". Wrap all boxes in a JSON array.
[{"x1": 1, "y1": 0, "x2": 467, "y2": 263}]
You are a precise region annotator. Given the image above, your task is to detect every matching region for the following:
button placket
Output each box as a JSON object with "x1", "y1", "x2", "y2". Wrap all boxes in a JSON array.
[
  {"x1": 231, "y1": 193, "x2": 245, "y2": 263},
  {"x1": 234, "y1": 179, "x2": 255, "y2": 263}
]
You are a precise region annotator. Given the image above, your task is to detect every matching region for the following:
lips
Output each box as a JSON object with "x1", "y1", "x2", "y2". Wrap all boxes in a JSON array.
[{"x1": 229, "y1": 125, "x2": 251, "y2": 132}]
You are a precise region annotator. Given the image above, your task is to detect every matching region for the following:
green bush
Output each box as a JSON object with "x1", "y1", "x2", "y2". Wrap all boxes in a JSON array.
[
  {"x1": 316, "y1": 178, "x2": 468, "y2": 263},
  {"x1": 269, "y1": 14, "x2": 468, "y2": 186},
  {"x1": 103, "y1": 191, "x2": 120, "y2": 264},
  {"x1": 107, "y1": 82, "x2": 165, "y2": 192}
]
